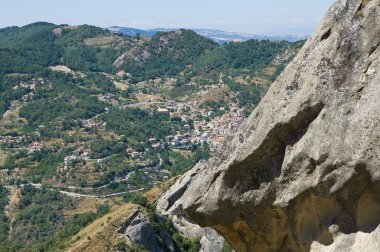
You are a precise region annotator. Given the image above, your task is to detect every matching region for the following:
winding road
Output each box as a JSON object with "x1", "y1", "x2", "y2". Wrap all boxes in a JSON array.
[
  {"x1": 5, "y1": 182, "x2": 144, "y2": 199},
  {"x1": 57, "y1": 188, "x2": 144, "y2": 198}
]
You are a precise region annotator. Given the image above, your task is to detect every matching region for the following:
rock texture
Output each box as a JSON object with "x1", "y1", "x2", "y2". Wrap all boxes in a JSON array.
[
  {"x1": 199, "y1": 228, "x2": 225, "y2": 252},
  {"x1": 158, "y1": 0, "x2": 380, "y2": 251},
  {"x1": 120, "y1": 211, "x2": 163, "y2": 252},
  {"x1": 118, "y1": 209, "x2": 221, "y2": 252},
  {"x1": 163, "y1": 210, "x2": 224, "y2": 252}
]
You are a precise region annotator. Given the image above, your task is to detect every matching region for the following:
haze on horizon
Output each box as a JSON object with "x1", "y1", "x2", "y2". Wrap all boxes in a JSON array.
[{"x1": 1, "y1": 0, "x2": 335, "y2": 35}]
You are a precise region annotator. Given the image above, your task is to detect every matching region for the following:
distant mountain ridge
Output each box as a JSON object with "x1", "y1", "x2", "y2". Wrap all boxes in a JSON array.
[{"x1": 107, "y1": 26, "x2": 309, "y2": 43}]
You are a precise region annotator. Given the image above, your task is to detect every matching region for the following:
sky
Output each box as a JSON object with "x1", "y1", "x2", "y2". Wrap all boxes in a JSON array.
[{"x1": 0, "y1": 0, "x2": 335, "y2": 35}]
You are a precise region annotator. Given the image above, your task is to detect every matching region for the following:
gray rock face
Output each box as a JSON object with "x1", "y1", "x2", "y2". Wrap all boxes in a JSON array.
[
  {"x1": 158, "y1": 202, "x2": 224, "y2": 251},
  {"x1": 157, "y1": 0, "x2": 380, "y2": 251},
  {"x1": 123, "y1": 212, "x2": 162, "y2": 252},
  {"x1": 199, "y1": 228, "x2": 225, "y2": 252},
  {"x1": 119, "y1": 208, "x2": 221, "y2": 252}
]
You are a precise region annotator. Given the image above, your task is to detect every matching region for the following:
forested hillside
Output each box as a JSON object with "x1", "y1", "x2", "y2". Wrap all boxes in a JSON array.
[{"x1": 0, "y1": 22, "x2": 304, "y2": 251}]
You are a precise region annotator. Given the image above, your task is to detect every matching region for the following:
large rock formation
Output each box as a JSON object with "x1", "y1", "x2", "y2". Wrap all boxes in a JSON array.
[
  {"x1": 118, "y1": 210, "x2": 177, "y2": 252},
  {"x1": 117, "y1": 208, "x2": 224, "y2": 252},
  {"x1": 159, "y1": 208, "x2": 224, "y2": 252},
  {"x1": 158, "y1": 0, "x2": 380, "y2": 251},
  {"x1": 121, "y1": 212, "x2": 163, "y2": 252}
]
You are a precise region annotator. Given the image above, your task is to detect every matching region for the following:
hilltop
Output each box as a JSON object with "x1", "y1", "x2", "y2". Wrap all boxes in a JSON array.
[{"x1": 108, "y1": 26, "x2": 309, "y2": 44}]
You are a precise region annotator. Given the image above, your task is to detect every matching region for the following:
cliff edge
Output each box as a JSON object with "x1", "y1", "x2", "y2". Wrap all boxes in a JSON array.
[{"x1": 157, "y1": 0, "x2": 380, "y2": 251}]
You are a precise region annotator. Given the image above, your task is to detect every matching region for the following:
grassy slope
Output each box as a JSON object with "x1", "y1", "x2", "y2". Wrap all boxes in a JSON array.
[
  {"x1": 65, "y1": 178, "x2": 178, "y2": 251},
  {"x1": 65, "y1": 204, "x2": 139, "y2": 252}
]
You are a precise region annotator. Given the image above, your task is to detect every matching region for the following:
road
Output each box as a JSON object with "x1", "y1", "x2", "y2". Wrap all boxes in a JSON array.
[
  {"x1": 84, "y1": 100, "x2": 165, "y2": 123},
  {"x1": 58, "y1": 188, "x2": 144, "y2": 198},
  {"x1": 5, "y1": 183, "x2": 144, "y2": 199},
  {"x1": 118, "y1": 101, "x2": 165, "y2": 109},
  {"x1": 3, "y1": 152, "x2": 162, "y2": 199}
]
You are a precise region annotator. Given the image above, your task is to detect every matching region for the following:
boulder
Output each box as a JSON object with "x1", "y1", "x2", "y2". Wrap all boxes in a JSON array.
[{"x1": 123, "y1": 212, "x2": 162, "y2": 252}]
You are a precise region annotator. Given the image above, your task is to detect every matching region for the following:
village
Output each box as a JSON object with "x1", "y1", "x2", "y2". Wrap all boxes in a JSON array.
[
  {"x1": 157, "y1": 98, "x2": 245, "y2": 151},
  {"x1": 0, "y1": 134, "x2": 42, "y2": 152},
  {"x1": 0, "y1": 95, "x2": 245, "y2": 168},
  {"x1": 0, "y1": 78, "x2": 249, "y2": 192}
]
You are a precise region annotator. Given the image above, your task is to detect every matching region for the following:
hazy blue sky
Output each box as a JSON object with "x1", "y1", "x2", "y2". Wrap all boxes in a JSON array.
[{"x1": 0, "y1": 0, "x2": 335, "y2": 35}]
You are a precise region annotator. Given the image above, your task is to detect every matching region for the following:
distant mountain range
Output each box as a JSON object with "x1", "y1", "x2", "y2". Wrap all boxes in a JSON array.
[{"x1": 107, "y1": 26, "x2": 309, "y2": 43}]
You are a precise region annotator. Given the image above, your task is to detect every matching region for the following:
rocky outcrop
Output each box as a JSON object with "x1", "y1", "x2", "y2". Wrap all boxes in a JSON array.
[
  {"x1": 118, "y1": 209, "x2": 221, "y2": 252},
  {"x1": 120, "y1": 211, "x2": 163, "y2": 252},
  {"x1": 199, "y1": 228, "x2": 225, "y2": 252},
  {"x1": 164, "y1": 210, "x2": 224, "y2": 252},
  {"x1": 157, "y1": 0, "x2": 380, "y2": 251}
]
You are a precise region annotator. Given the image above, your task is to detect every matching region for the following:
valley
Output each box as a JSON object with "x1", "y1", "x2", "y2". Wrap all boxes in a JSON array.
[
  {"x1": 2, "y1": 1, "x2": 377, "y2": 252},
  {"x1": 0, "y1": 22, "x2": 303, "y2": 250}
]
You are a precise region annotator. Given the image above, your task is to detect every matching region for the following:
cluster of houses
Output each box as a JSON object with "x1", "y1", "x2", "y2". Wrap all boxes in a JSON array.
[
  {"x1": 0, "y1": 135, "x2": 45, "y2": 153},
  {"x1": 153, "y1": 98, "x2": 246, "y2": 152},
  {"x1": 64, "y1": 147, "x2": 92, "y2": 164},
  {"x1": 127, "y1": 147, "x2": 147, "y2": 161},
  {"x1": 97, "y1": 93, "x2": 115, "y2": 101},
  {"x1": 166, "y1": 134, "x2": 193, "y2": 150},
  {"x1": 0, "y1": 135, "x2": 23, "y2": 144},
  {"x1": 61, "y1": 87, "x2": 246, "y2": 166},
  {"x1": 29, "y1": 141, "x2": 43, "y2": 152},
  {"x1": 198, "y1": 110, "x2": 245, "y2": 150},
  {"x1": 149, "y1": 138, "x2": 161, "y2": 148}
]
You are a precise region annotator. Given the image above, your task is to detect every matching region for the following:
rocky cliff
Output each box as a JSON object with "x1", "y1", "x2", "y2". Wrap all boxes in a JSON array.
[{"x1": 157, "y1": 0, "x2": 380, "y2": 251}]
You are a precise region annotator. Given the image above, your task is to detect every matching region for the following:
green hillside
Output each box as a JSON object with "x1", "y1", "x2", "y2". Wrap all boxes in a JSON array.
[
  {"x1": 119, "y1": 29, "x2": 218, "y2": 82},
  {"x1": 0, "y1": 22, "x2": 305, "y2": 251}
]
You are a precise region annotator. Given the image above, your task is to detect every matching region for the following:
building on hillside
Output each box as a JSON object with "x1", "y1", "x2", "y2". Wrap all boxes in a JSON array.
[
  {"x1": 131, "y1": 152, "x2": 141, "y2": 159},
  {"x1": 81, "y1": 151, "x2": 91, "y2": 160},
  {"x1": 29, "y1": 142, "x2": 42, "y2": 152},
  {"x1": 209, "y1": 135, "x2": 225, "y2": 151},
  {"x1": 22, "y1": 94, "x2": 30, "y2": 102},
  {"x1": 64, "y1": 155, "x2": 77, "y2": 164},
  {"x1": 157, "y1": 108, "x2": 169, "y2": 114},
  {"x1": 166, "y1": 100, "x2": 177, "y2": 109},
  {"x1": 151, "y1": 142, "x2": 161, "y2": 148}
]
